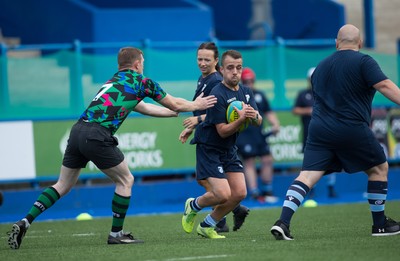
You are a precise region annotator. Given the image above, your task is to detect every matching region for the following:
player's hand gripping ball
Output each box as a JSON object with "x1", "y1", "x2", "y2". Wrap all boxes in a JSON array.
[{"x1": 226, "y1": 101, "x2": 249, "y2": 132}]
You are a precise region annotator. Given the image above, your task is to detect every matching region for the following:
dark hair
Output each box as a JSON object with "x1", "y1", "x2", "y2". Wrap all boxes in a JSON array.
[
  {"x1": 118, "y1": 47, "x2": 143, "y2": 70},
  {"x1": 197, "y1": 42, "x2": 220, "y2": 72},
  {"x1": 221, "y1": 50, "x2": 242, "y2": 66}
]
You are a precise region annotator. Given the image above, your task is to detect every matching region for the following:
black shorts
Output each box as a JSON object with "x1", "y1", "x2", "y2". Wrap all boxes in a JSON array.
[
  {"x1": 62, "y1": 120, "x2": 124, "y2": 169},
  {"x1": 195, "y1": 144, "x2": 244, "y2": 180}
]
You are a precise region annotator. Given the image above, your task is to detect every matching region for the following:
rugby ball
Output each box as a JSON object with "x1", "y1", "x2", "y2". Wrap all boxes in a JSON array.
[{"x1": 226, "y1": 101, "x2": 249, "y2": 132}]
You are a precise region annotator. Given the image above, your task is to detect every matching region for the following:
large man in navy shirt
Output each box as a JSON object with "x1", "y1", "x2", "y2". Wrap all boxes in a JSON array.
[{"x1": 271, "y1": 24, "x2": 400, "y2": 240}]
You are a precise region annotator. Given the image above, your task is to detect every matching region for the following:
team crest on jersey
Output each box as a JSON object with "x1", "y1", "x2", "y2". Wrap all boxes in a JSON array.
[
  {"x1": 201, "y1": 84, "x2": 207, "y2": 92},
  {"x1": 217, "y1": 166, "x2": 223, "y2": 173},
  {"x1": 245, "y1": 94, "x2": 250, "y2": 103}
]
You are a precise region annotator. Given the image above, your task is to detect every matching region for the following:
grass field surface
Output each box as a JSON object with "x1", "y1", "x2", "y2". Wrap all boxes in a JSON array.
[{"x1": 1, "y1": 201, "x2": 399, "y2": 261}]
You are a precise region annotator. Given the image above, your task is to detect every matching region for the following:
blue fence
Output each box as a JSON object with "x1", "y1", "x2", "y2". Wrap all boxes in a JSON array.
[{"x1": 4, "y1": 38, "x2": 398, "y2": 121}]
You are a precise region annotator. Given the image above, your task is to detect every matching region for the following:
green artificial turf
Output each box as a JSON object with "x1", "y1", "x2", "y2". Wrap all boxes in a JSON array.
[{"x1": 1, "y1": 201, "x2": 399, "y2": 261}]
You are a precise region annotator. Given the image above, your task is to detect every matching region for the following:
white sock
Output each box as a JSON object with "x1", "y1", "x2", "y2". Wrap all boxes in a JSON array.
[
  {"x1": 109, "y1": 230, "x2": 123, "y2": 237},
  {"x1": 22, "y1": 218, "x2": 30, "y2": 228}
]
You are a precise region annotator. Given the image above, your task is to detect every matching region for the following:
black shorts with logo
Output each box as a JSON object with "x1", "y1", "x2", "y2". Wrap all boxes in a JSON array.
[{"x1": 62, "y1": 120, "x2": 124, "y2": 169}]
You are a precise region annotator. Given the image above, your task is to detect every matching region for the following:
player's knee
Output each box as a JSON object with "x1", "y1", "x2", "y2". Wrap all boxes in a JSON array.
[
  {"x1": 116, "y1": 173, "x2": 134, "y2": 188},
  {"x1": 125, "y1": 174, "x2": 134, "y2": 187},
  {"x1": 366, "y1": 162, "x2": 389, "y2": 180},
  {"x1": 376, "y1": 163, "x2": 389, "y2": 179},
  {"x1": 214, "y1": 189, "x2": 231, "y2": 204},
  {"x1": 232, "y1": 189, "x2": 247, "y2": 202}
]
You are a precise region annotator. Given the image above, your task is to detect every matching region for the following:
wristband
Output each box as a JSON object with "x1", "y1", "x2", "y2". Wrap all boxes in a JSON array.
[{"x1": 197, "y1": 115, "x2": 202, "y2": 124}]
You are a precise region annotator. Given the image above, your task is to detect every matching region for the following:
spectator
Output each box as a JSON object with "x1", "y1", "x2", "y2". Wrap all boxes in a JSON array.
[{"x1": 236, "y1": 67, "x2": 280, "y2": 203}]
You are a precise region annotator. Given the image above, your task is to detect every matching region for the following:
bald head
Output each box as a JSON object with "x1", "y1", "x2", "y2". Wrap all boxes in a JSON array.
[{"x1": 336, "y1": 24, "x2": 362, "y2": 51}]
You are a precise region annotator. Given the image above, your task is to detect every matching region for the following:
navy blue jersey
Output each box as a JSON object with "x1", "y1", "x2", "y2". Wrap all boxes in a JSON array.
[
  {"x1": 191, "y1": 83, "x2": 257, "y2": 149},
  {"x1": 312, "y1": 50, "x2": 387, "y2": 126},
  {"x1": 294, "y1": 88, "x2": 313, "y2": 145},
  {"x1": 192, "y1": 72, "x2": 222, "y2": 116},
  {"x1": 303, "y1": 50, "x2": 388, "y2": 173}
]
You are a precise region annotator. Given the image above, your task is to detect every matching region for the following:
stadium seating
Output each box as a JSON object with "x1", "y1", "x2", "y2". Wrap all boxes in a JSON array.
[{"x1": 0, "y1": 0, "x2": 214, "y2": 44}]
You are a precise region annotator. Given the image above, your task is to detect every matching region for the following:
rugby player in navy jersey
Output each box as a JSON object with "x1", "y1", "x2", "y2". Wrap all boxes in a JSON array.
[
  {"x1": 181, "y1": 50, "x2": 262, "y2": 239},
  {"x1": 179, "y1": 43, "x2": 250, "y2": 233},
  {"x1": 271, "y1": 24, "x2": 400, "y2": 240},
  {"x1": 8, "y1": 47, "x2": 217, "y2": 249}
]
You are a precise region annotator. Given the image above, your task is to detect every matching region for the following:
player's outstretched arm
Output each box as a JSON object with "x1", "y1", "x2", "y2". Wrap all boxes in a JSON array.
[
  {"x1": 158, "y1": 93, "x2": 217, "y2": 112},
  {"x1": 134, "y1": 101, "x2": 178, "y2": 117},
  {"x1": 374, "y1": 79, "x2": 400, "y2": 105}
]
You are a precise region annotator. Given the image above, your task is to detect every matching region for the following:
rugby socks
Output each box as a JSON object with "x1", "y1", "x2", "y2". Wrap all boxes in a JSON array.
[
  {"x1": 279, "y1": 180, "x2": 310, "y2": 225},
  {"x1": 216, "y1": 216, "x2": 227, "y2": 229},
  {"x1": 190, "y1": 197, "x2": 202, "y2": 212},
  {"x1": 111, "y1": 192, "x2": 130, "y2": 233},
  {"x1": 232, "y1": 204, "x2": 242, "y2": 215},
  {"x1": 200, "y1": 214, "x2": 218, "y2": 228},
  {"x1": 26, "y1": 187, "x2": 60, "y2": 224},
  {"x1": 367, "y1": 181, "x2": 387, "y2": 227}
]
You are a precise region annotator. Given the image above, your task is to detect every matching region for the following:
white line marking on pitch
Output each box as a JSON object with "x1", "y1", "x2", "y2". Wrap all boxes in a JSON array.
[
  {"x1": 72, "y1": 232, "x2": 96, "y2": 237},
  {"x1": 1, "y1": 232, "x2": 97, "y2": 239},
  {"x1": 144, "y1": 254, "x2": 233, "y2": 261}
]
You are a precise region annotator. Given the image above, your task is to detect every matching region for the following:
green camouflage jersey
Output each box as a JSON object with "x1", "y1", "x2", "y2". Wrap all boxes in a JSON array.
[{"x1": 80, "y1": 69, "x2": 167, "y2": 134}]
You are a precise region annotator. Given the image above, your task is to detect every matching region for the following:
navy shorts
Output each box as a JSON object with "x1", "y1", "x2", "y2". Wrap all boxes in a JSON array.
[
  {"x1": 195, "y1": 144, "x2": 244, "y2": 180},
  {"x1": 62, "y1": 120, "x2": 124, "y2": 169},
  {"x1": 302, "y1": 120, "x2": 387, "y2": 174}
]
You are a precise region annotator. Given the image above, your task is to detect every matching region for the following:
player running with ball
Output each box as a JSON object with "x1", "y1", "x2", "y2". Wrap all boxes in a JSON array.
[{"x1": 181, "y1": 50, "x2": 262, "y2": 239}]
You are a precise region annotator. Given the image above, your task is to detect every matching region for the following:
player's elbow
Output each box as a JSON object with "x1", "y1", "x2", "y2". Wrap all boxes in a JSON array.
[{"x1": 167, "y1": 103, "x2": 181, "y2": 112}]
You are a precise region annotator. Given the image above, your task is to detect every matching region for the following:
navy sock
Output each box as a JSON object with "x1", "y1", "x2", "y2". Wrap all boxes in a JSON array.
[
  {"x1": 367, "y1": 181, "x2": 387, "y2": 227},
  {"x1": 201, "y1": 214, "x2": 217, "y2": 228},
  {"x1": 232, "y1": 204, "x2": 241, "y2": 214},
  {"x1": 279, "y1": 180, "x2": 310, "y2": 225},
  {"x1": 216, "y1": 216, "x2": 226, "y2": 228},
  {"x1": 190, "y1": 197, "x2": 202, "y2": 212}
]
